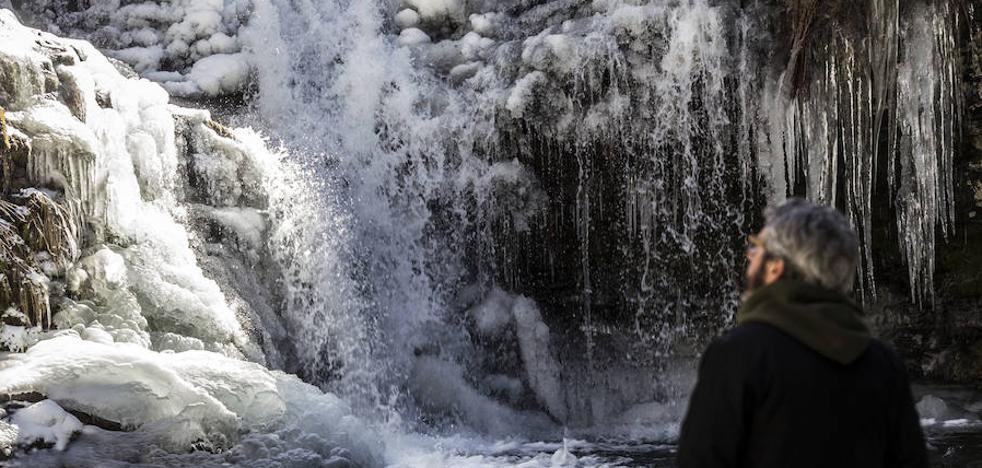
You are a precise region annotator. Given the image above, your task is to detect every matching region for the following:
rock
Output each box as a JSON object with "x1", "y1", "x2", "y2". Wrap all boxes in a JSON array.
[
  {"x1": 56, "y1": 66, "x2": 85, "y2": 122},
  {"x1": 7, "y1": 399, "x2": 83, "y2": 451},
  {"x1": 0, "y1": 219, "x2": 50, "y2": 329},
  {"x1": 0, "y1": 307, "x2": 28, "y2": 326},
  {"x1": 0, "y1": 105, "x2": 9, "y2": 193},
  {"x1": 105, "y1": 56, "x2": 136, "y2": 79},
  {"x1": 0, "y1": 105, "x2": 8, "y2": 150},
  {"x1": 18, "y1": 189, "x2": 80, "y2": 270}
]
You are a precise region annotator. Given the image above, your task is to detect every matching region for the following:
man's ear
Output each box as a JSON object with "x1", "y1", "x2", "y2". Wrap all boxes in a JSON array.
[{"x1": 764, "y1": 257, "x2": 785, "y2": 284}]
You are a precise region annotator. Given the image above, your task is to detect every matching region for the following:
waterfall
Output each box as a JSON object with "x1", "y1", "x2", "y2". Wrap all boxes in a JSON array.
[
  {"x1": 232, "y1": 0, "x2": 760, "y2": 426},
  {"x1": 6, "y1": 0, "x2": 969, "y2": 433},
  {"x1": 234, "y1": 0, "x2": 968, "y2": 424}
]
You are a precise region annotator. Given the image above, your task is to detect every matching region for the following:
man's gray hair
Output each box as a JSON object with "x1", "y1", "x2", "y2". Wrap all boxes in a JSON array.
[{"x1": 761, "y1": 198, "x2": 859, "y2": 294}]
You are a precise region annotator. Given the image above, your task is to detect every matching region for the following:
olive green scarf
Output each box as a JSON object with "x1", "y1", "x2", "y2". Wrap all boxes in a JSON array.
[{"x1": 736, "y1": 279, "x2": 871, "y2": 364}]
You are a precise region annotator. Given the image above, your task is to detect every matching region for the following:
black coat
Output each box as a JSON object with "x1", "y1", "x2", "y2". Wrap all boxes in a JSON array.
[{"x1": 676, "y1": 322, "x2": 929, "y2": 468}]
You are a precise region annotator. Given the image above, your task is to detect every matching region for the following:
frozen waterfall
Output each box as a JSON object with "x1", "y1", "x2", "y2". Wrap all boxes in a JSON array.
[{"x1": 0, "y1": 0, "x2": 974, "y2": 465}]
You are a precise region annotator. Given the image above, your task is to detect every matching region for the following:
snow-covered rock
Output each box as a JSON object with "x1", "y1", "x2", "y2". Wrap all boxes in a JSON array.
[
  {"x1": 7, "y1": 399, "x2": 83, "y2": 451},
  {"x1": 0, "y1": 336, "x2": 383, "y2": 465},
  {"x1": 13, "y1": 1, "x2": 254, "y2": 98}
]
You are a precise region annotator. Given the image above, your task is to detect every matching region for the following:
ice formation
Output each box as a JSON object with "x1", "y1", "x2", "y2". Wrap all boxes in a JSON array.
[
  {"x1": 0, "y1": 12, "x2": 256, "y2": 357},
  {"x1": 0, "y1": 9, "x2": 380, "y2": 465},
  {"x1": 0, "y1": 335, "x2": 388, "y2": 466},
  {"x1": 759, "y1": 0, "x2": 963, "y2": 303},
  {"x1": 16, "y1": 0, "x2": 254, "y2": 97},
  {"x1": 467, "y1": 289, "x2": 566, "y2": 423}
]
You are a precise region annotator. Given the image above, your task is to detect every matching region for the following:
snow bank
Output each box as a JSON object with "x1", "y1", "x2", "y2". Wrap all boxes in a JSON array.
[
  {"x1": 0, "y1": 335, "x2": 380, "y2": 457},
  {"x1": 0, "y1": 336, "x2": 278, "y2": 440},
  {"x1": 0, "y1": 336, "x2": 385, "y2": 465}
]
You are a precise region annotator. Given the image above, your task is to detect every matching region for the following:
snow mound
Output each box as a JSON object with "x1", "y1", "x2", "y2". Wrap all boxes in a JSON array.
[
  {"x1": 186, "y1": 52, "x2": 251, "y2": 97},
  {"x1": 0, "y1": 334, "x2": 381, "y2": 460},
  {"x1": 0, "y1": 412, "x2": 18, "y2": 456}
]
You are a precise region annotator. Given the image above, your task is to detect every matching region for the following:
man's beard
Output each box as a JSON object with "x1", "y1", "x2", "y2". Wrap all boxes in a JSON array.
[{"x1": 743, "y1": 259, "x2": 767, "y2": 300}]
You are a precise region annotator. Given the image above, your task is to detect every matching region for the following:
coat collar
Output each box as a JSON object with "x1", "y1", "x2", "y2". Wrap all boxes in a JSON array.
[{"x1": 736, "y1": 279, "x2": 871, "y2": 364}]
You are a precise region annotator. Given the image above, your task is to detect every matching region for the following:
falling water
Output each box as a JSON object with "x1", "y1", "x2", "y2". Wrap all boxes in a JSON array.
[{"x1": 240, "y1": 0, "x2": 967, "y2": 425}]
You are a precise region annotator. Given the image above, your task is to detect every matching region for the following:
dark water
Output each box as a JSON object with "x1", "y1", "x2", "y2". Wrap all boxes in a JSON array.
[
  {"x1": 494, "y1": 431, "x2": 982, "y2": 467},
  {"x1": 928, "y1": 431, "x2": 982, "y2": 467}
]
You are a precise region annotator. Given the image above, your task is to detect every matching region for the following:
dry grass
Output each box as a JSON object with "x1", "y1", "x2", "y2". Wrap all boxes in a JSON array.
[
  {"x1": 205, "y1": 119, "x2": 235, "y2": 139},
  {"x1": 0, "y1": 190, "x2": 78, "y2": 329},
  {"x1": 21, "y1": 190, "x2": 79, "y2": 268},
  {"x1": 0, "y1": 220, "x2": 49, "y2": 329},
  {"x1": 1, "y1": 105, "x2": 9, "y2": 195}
]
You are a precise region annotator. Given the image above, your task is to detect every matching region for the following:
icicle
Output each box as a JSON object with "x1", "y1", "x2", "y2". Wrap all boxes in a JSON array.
[
  {"x1": 893, "y1": 1, "x2": 961, "y2": 305},
  {"x1": 763, "y1": 0, "x2": 961, "y2": 304}
]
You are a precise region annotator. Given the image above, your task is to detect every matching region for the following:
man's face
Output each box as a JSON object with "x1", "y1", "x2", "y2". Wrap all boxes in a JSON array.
[{"x1": 744, "y1": 230, "x2": 768, "y2": 296}]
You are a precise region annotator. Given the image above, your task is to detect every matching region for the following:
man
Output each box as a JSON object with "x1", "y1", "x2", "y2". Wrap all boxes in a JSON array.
[{"x1": 677, "y1": 198, "x2": 928, "y2": 468}]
